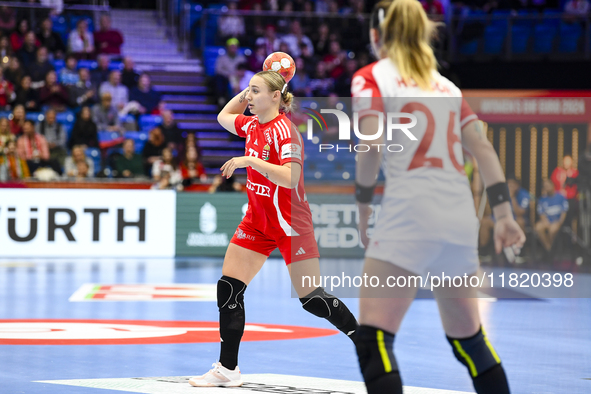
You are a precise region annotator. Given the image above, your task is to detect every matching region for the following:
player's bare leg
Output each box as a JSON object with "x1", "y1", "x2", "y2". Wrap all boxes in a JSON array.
[
  {"x1": 289, "y1": 257, "x2": 359, "y2": 339},
  {"x1": 189, "y1": 244, "x2": 266, "y2": 387},
  {"x1": 355, "y1": 258, "x2": 418, "y2": 394},
  {"x1": 434, "y1": 276, "x2": 510, "y2": 394}
]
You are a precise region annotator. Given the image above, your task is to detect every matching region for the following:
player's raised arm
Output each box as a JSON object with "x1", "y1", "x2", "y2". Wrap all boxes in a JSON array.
[{"x1": 217, "y1": 87, "x2": 250, "y2": 135}]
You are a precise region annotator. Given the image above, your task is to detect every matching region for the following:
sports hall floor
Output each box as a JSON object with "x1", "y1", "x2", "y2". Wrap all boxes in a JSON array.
[{"x1": 0, "y1": 257, "x2": 589, "y2": 394}]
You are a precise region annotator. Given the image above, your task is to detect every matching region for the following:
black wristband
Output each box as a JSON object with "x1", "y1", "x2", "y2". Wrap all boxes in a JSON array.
[
  {"x1": 355, "y1": 182, "x2": 376, "y2": 203},
  {"x1": 486, "y1": 182, "x2": 511, "y2": 208}
]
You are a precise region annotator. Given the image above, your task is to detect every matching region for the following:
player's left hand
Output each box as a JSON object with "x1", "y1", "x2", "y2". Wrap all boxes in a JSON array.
[
  {"x1": 493, "y1": 216, "x2": 526, "y2": 254},
  {"x1": 221, "y1": 156, "x2": 251, "y2": 178}
]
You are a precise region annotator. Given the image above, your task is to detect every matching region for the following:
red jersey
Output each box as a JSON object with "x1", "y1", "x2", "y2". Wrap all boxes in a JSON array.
[
  {"x1": 551, "y1": 166, "x2": 579, "y2": 199},
  {"x1": 234, "y1": 112, "x2": 314, "y2": 236}
]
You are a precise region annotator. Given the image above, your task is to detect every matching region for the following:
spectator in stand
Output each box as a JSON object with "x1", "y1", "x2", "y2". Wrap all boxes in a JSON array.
[
  {"x1": 180, "y1": 145, "x2": 207, "y2": 186},
  {"x1": 10, "y1": 19, "x2": 30, "y2": 52},
  {"x1": 0, "y1": 140, "x2": 30, "y2": 180},
  {"x1": 68, "y1": 19, "x2": 94, "y2": 59},
  {"x1": 27, "y1": 46, "x2": 54, "y2": 88},
  {"x1": 551, "y1": 155, "x2": 579, "y2": 230},
  {"x1": 508, "y1": 177, "x2": 530, "y2": 232},
  {"x1": 564, "y1": 0, "x2": 589, "y2": 17},
  {"x1": 536, "y1": 178, "x2": 569, "y2": 252},
  {"x1": 69, "y1": 106, "x2": 98, "y2": 149},
  {"x1": 59, "y1": 54, "x2": 79, "y2": 86},
  {"x1": 64, "y1": 145, "x2": 94, "y2": 178},
  {"x1": 247, "y1": 45, "x2": 266, "y2": 72},
  {"x1": 17, "y1": 31, "x2": 40, "y2": 70},
  {"x1": 36, "y1": 108, "x2": 67, "y2": 165},
  {"x1": 282, "y1": 20, "x2": 314, "y2": 58},
  {"x1": 335, "y1": 58, "x2": 358, "y2": 97},
  {"x1": 99, "y1": 70, "x2": 128, "y2": 112},
  {"x1": 255, "y1": 25, "x2": 280, "y2": 56},
  {"x1": 323, "y1": 40, "x2": 346, "y2": 79},
  {"x1": 213, "y1": 38, "x2": 246, "y2": 107},
  {"x1": 151, "y1": 146, "x2": 182, "y2": 184},
  {"x1": 309, "y1": 61, "x2": 333, "y2": 96},
  {"x1": 0, "y1": 6, "x2": 16, "y2": 36},
  {"x1": 115, "y1": 138, "x2": 144, "y2": 178},
  {"x1": 230, "y1": 62, "x2": 254, "y2": 95},
  {"x1": 37, "y1": 17, "x2": 66, "y2": 59},
  {"x1": 421, "y1": 0, "x2": 445, "y2": 15},
  {"x1": 14, "y1": 75, "x2": 39, "y2": 111},
  {"x1": 313, "y1": 23, "x2": 331, "y2": 58},
  {"x1": 290, "y1": 57, "x2": 311, "y2": 97},
  {"x1": 92, "y1": 91, "x2": 121, "y2": 132},
  {"x1": 0, "y1": 117, "x2": 14, "y2": 151},
  {"x1": 129, "y1": 73, "x2": 161, "y2": 114},
  {"x1": 10, "y1": 104, "x2": 26, "y2": 136},
  {"x1": 276, "y1": 2, "x2": 293, "y2": 34},
  {"x1": 94, "y1": 14, "x2": 124, "y2": 57},
  {"x1": 218, "y1": 1, "x2": 246, "y2": 43},
  {"x1": 39, "y1": 70, "x2": 69, "y2": 111},
  {"x1": 160, "y1": 109, "x2": 181, "y2": 148},
  {"x1": 17, "y1": 119, "x2": 62, "y2": 175},
  {"x1": 299, "y1": 42, "x2": 318, "y2": 76},
  {"x1": 0, "y1": 36, "x2": 13, "y2": 67},
  {"x1": 4, "y1": 57, "x2": 23, "y2": 86},
  {"x1": 142, "y1": 126, "x2": 166, "y2": 175},
  {"x1": 208, "y1": 174, "x2": 242, "y2": 193},
  {"x1": 0, "y1": 67, "x2": 14, "y2": 109},
  {"x1": 91, "y1": 54, "x2": 111, "y2": 87},
  {"x1": 69, "y1": 67, "x2": 96, "y2": 107},
  {"x1": 121, "y1": 56, "x2": 139, "y2": 90}
]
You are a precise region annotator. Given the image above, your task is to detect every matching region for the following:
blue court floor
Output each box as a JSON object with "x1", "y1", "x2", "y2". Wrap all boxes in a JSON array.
[{"x1": 0, "y1": 257, "x2": 590, "y2": 394}]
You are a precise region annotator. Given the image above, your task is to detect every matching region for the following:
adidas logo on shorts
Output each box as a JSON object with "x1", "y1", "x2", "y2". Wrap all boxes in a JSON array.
[{"x1": 295, "y1": 247, "x2": 306, "y2": 256}]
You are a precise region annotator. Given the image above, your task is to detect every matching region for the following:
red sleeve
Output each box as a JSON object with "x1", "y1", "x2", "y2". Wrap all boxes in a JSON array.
[
  {"x1": 351, "y1": 63, "x2": 384, "y2": 120},
  {"x1": 460, "y1": 98, "x2": 478, "y2": 127},
  {"x1": 275, "y1": 117, "x2": 303, "y2": 166},
  {"x1": 233, "y1": 114, "x2": 255, "y2": 138}
]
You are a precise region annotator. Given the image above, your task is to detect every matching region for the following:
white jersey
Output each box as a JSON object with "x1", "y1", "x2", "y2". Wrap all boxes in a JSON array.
[{"x1": 352, "y1": 59, "x2": 479, "y2": 247}]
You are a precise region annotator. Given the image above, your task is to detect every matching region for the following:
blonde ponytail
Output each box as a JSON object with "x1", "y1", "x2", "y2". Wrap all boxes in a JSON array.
[
  {"x1": 254, "y1": 70, "x2": 294, "y2": 113},
  {"x1": 381, "y1": 0, "x2": 439, "y2": 91}
]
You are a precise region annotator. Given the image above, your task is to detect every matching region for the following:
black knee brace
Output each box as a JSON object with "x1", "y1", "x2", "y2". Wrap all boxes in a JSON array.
[
  {"x1": 355, "y1": 325, "x2": 403, "y2": 394},
  {"x1": 299, "y1": 287, "x2": 358, "y2": 337},
  {"x1": 217, "y1": 276, "x2": 247, "y2": 370},
  {"x1": 447, "y1": 327, "x2": 510, "y2": 394}
]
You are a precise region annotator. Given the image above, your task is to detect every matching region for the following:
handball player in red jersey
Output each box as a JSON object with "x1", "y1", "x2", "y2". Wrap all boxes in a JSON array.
[
  {"x1": 352, "y1": 1, "x2": 525, "y2": 394},
  {"x1": 189, "y1": 70, "x2": 358, "y2": 387}
]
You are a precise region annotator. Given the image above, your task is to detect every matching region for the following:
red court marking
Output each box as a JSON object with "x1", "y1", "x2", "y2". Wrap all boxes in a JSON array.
[{"x1": 0, "y1": 319, "x2": 338, "y2": 345}]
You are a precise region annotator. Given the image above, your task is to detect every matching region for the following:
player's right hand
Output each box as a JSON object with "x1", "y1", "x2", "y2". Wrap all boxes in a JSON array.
[
  {"x1": 357, "y1": 203, "x2": 372, "y2": 249},
  {"x1": 493, "y1": 217, "x2": 526, "y2": 254}
]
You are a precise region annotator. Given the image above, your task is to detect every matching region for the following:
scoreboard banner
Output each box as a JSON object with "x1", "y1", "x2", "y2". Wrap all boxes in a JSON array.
[
  {"x1": 0, "y1": 189, "x2": 176, "y2": 257},
  {"x1": 175, "y1": 193, "x2": 380, "y2": 258}
]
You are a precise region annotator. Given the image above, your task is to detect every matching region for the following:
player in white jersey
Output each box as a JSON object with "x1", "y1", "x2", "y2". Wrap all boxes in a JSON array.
[{"x1": 352, "y1": 1, "x2": 525, "y2": 394}]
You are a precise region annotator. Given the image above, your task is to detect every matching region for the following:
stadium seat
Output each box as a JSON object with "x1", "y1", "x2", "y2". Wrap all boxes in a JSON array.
[
  {"x1": 69, "y1": 15, "x2": 94, "y2": 32},
  {"x1": 459, "y1": 39, "x2": 479, "y2": 55},
  {"x1": 86, "y1": 147, "x2": 101, "y2": 175},
  {"x1": 484, "y1": 25, "x2": 506, "y2": 54},
  {"x1": 490, "y1": 10, "x2": 511, "y2": 30},
  {"x1": 25, "y1": 113, "x2": 44, "y2": 122},
  {"x1": 558, "y1": 22, "x2": 582, "y2": 53},
  {"x1": 203, "y1": 46, "x2": 252, "y2": 76},
  {"x1": 533, "y1": 23, "x2": 557, "y2": 54},
  {"x1": 51, "y1": 15, "x2": 69, "y2": 43},
  {"x1": 542, "y1": 9, "x2": 562, "y2": 28},
  {"x1": 511, "y1": 25, "x2": 531, "y2": 54},
  {"x1": 56, "y1": 111, "x2": 76, "y2": 124},
  {"x1": 138, "y1": 115, "x2": 162, "y2": 131},
  {"x1": 98, "y1": 131, "x2": 121, "y2": 143},
  {"x1": 53, "y1": 59, "x2": 65, "y2": 72},
  {"x1": 109, "y1": 61, "x2": 124, "y2": 71},
  {"x1": 77, "y1": 60, "x2": 97, "y2": 70}
]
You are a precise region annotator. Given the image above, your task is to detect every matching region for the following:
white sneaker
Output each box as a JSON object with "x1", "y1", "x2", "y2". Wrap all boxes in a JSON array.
[{"x1": 188, "y1": 362, "x2": 243, "y2": 387}]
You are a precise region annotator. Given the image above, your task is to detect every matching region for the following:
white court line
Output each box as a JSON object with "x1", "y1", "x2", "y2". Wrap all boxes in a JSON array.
[{"x1": 37, "y1": 373, "x2": 471, "y2": 394}]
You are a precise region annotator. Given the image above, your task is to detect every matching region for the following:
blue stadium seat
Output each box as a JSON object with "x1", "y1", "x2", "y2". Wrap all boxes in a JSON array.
[
  {"x1": 190, "y1": 4, "x2": 204, "y2": 49},
  {"x1": 77, "y1": 60, "x2": 97, "y2": 70},
  {"x1": 511, "y1": 25, "x2": 531, "y2": 54},
  {"x1": 53, "y1": 59, "x2": 65, "y2": 72},
  {"x1": 138, "y1": 115, "x2": 162, "y2": 131},
  {"x1": 0, "y1": 111, "x2": 11, "y2": 119},
  {"x1": 109, "y1": 62, "x2": 124, "y2": 71},
  {"x1": 533, "y1": 23, "x2": 557, "y2": 54},
  {"x1": 559, "y1": 22, "x2": 582, "y2": 53},
  {"x1": 542, "y1": 9, "x2": 562, "y2": 28},
  {"x1": 69, "y1": 15, "x2": 94, "y2": 32},
  {"x1": 56, "y1": 111, "x2": 76, "y2": 124},
  {"x1": 484, "y1": 25, "x2": 506, "y2": 54},
  {"x1": 98, "y1": 131, "x2": 121, "y2": 142},
  {"x1": 51, "y1": 15, "x2": 69, "y2": 43},
  {"x1": 490, "y1": 10, "x2": 511, "y2": 29},
  {"x1": 26, "y1": 112, "x2": 44, "y2": 122},
  {"x1": 459, "y1": 40, "x2": 479, "y2": 55},
  {"x1": 86, "y1": 147, "x2": 101, "y2": 175},
  {"x1": 514, "y1": 10, "x2": 535, "y2": 28},
  {"x1": 203, "y1": 46, "x2": 250, "y2": 76}
]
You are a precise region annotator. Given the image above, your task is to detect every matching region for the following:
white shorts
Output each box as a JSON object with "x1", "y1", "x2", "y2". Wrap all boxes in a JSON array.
[{"x1": 366, "y1": 239, "x2": 479, "y2": 278}]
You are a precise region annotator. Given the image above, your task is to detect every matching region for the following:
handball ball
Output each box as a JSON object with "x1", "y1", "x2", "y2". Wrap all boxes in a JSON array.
[{"x1": 263, "y1": 52, "x2": 296, "y2": 83}]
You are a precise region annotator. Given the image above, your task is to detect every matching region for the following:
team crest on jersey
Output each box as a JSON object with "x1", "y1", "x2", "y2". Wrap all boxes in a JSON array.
[{"x1": 262, "y1": 144, "x2": 270, "y2": 161}]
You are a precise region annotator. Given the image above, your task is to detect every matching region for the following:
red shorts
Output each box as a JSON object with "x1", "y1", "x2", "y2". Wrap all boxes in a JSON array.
[{"x1": 230, "y1": 221, "x2": 320, "y2": 265}]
